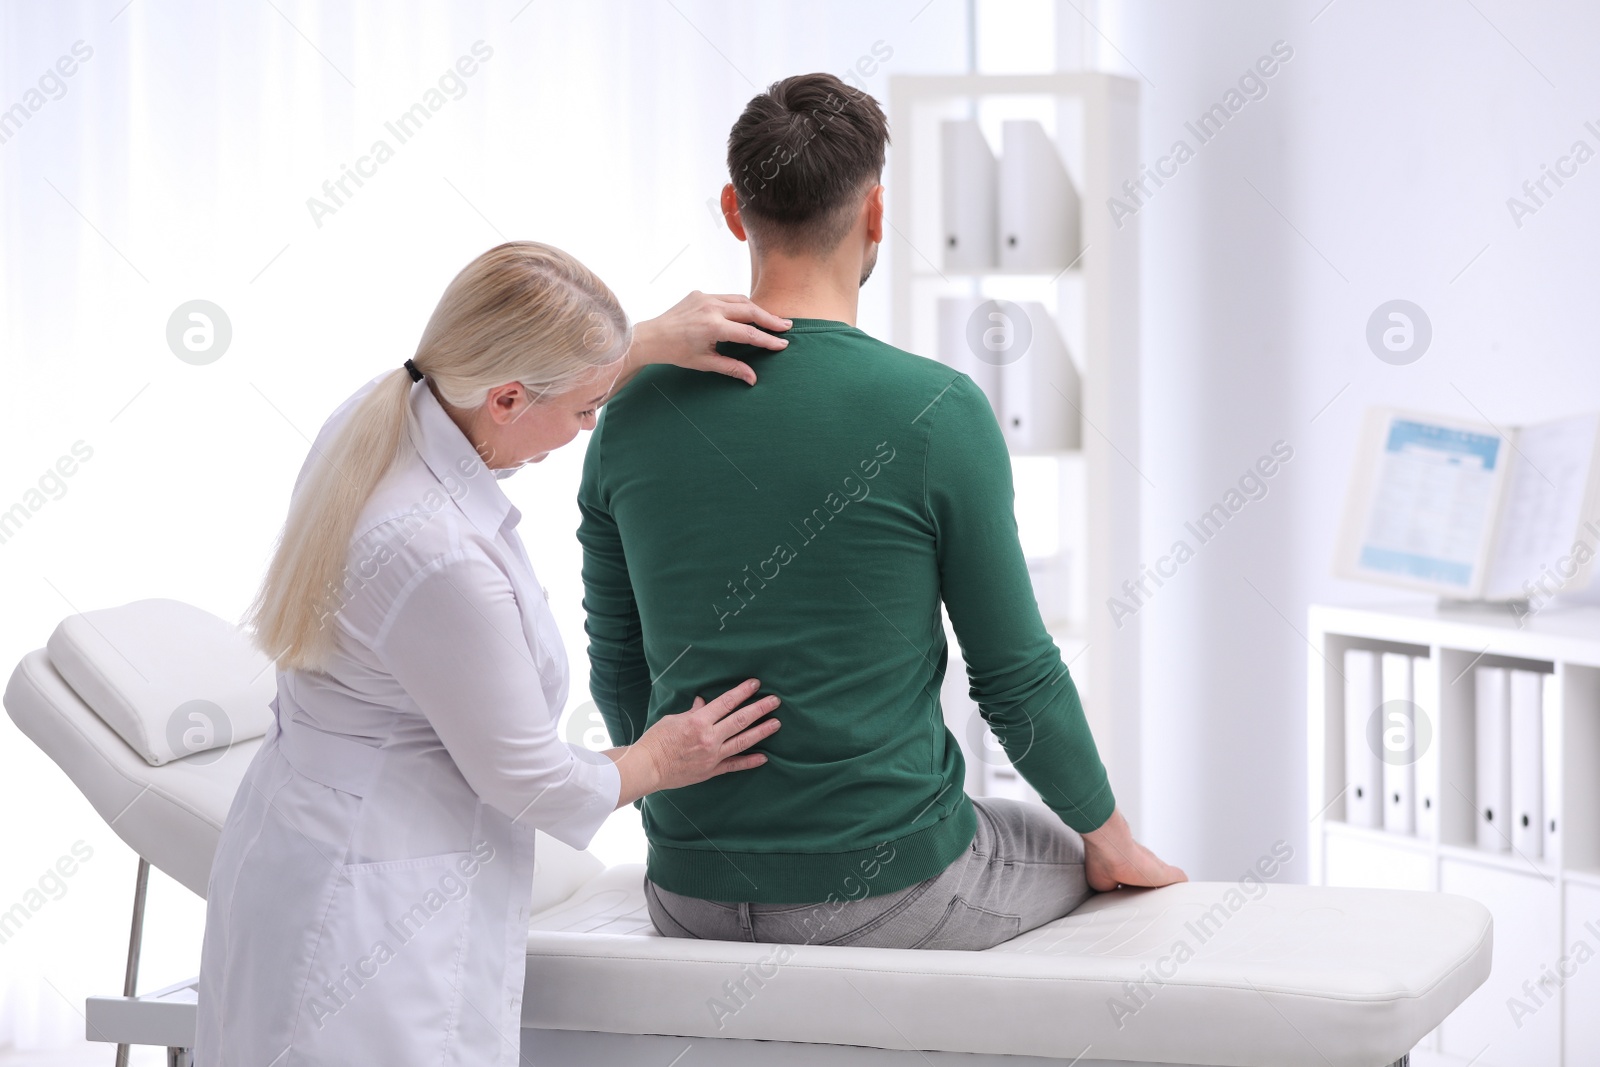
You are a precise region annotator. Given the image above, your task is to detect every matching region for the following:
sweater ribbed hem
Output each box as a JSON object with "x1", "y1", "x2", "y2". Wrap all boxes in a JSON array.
[{"x1": 643, "y1": 796, "x2": 978, "y2": 905}]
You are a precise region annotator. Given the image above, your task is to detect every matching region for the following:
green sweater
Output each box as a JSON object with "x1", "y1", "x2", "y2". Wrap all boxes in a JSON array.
[{"x1": 577, "y1": 319, "x2": 1113, "y2": 904}]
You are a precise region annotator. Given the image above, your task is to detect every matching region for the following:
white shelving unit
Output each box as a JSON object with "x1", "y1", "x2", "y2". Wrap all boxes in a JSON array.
[
  {"x1": 1308, "y1": 602, "x2": 1600, "y2": 1067},
  {"x1": 888, "y1": 72, "x2": 1142, "y2": 821}
]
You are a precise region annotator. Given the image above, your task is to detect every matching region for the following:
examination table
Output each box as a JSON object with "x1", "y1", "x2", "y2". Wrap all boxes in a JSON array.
[{"x1": 4, "y1": 600, "x2": 1491, "y2": 1067}]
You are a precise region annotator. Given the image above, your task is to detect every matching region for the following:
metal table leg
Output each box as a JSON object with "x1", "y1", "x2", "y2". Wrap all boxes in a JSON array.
[{"x1": 114, "y1": 858, "x2": 150, "y2": 1067}]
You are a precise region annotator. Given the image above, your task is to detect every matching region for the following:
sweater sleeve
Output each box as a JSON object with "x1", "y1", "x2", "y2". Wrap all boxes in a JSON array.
[
  {"x1": 924, "y1": 373, "x2": 1116, "y2": 833},
  {"x1": 577, "y1": 410, "x2": 653, "y2": 750}
]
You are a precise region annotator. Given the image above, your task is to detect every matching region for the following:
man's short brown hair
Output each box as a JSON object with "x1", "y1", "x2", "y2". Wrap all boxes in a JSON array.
[{"x1": 726, "y1": 73, "x2": 890, "y2": 256}]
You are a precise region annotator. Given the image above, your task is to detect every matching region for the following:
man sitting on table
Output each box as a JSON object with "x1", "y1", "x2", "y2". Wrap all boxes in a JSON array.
[{"x1": 578, "y1": 72, "x2": 1183, "y2": 950}]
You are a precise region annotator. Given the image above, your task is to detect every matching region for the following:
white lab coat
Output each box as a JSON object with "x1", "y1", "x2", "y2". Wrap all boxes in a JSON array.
[{"x1": 194, "y1": 376, "x2": 621, "y2": 1066}]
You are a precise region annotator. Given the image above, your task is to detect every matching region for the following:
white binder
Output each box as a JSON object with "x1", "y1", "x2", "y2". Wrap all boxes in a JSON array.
[
  {"x1": 997, "y1": 119, "x2": 1081, "y2": 272},
  {"x1": 1508, "y1": 669, "x2": 1545, "y2": 858},
  {"x1": 1474, "y1": 666, "x2": 1512, "y2": 852},
  {"x1": 1413, "y1": 654, "x2": 1440, "y2": 840},
  {"x1": 1343, "y1": 649, "x2": 1382, "y2": 828},
  {"x1": 1380, "y1": 653, "x2": 1416, "y2": 835},
  {"x1": 1543, "y1": 668, "x2": 1563, "y2": 863},
  {"x1": 934, "y1": 297, "x2": 1002, "y2": 415},
  {"x1": 998, "y1": 301, "x2": 1081, "y2": 453},
  {"x1": 941, "y1": 119, "x2": 998, "y2": 273}
]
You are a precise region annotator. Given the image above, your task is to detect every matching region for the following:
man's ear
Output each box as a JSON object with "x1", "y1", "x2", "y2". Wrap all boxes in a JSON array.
[
  {"x1": 720, "y1": 183, "x2": 748, "y2": 242},
  {"x1": 864, "y1": 184, "x2": 884, "y2": 245}
]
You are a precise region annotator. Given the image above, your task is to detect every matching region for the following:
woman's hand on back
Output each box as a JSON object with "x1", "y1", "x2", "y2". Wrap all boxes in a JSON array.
[
  {"x1": 617, "y1": 292, "x2": 792, "y2": 392},
  {"x1": 607, "y1": 678, "x2": 781, "y2": 806}
]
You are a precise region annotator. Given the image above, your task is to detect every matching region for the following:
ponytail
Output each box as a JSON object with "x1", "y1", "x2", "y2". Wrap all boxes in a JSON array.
[{"x1": 246, "y1": 241, "x2": 629, "y2": 671}]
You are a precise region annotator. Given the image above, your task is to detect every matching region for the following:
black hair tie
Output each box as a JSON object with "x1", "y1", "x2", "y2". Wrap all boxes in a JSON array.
[{"x1": 404, "y1": 358, "x2": 424, "y2": 382}]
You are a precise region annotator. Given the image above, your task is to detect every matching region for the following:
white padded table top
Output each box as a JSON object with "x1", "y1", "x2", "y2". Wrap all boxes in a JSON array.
[
  {"x1": 524, "y1": 865, "x2": 1490, "y2": 1067},
  {"x1": 7, "y1": 607, "x2": 1493, "y2": 1067},
  {"x1": 4, "y1": 646, "x2": 611, "y2": 914},
  {"x1": 5, "y1": 649, "x2": 261, "y2": 897}
]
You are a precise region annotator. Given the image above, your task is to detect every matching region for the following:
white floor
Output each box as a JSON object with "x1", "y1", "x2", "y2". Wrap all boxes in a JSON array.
[
  {"x1": 0, "y1": 1044, "x2": 1459, "y2": 1066},
  {"x1": 0, "y1": 1043, "x2": 164, "y2": 1066}
]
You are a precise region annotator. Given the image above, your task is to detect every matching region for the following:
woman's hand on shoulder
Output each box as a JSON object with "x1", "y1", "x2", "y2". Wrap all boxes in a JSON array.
[{"x1": 629, "y1": 292, "x2": 791, "y2": 387}]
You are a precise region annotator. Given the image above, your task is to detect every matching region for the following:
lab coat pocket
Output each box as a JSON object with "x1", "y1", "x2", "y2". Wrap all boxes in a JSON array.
[{"x1": 295, "y1": 850, "x2": 479, "y2": 1065}]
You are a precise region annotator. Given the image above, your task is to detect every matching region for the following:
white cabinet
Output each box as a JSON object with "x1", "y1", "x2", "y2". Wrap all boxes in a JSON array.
[
  {"x1": 1564, "y1": 878, "x2": 1600, "y2": 1067},
  {"x1": 1309, "y1": 603, "x2": 1600, "y2": 1066},
  {"x1": 1323, "y1": 823, "x2": 1434, "y2": 892},
  {"x1": 1436, "y1": 859, "x2": 1560, "y2": 1065}
]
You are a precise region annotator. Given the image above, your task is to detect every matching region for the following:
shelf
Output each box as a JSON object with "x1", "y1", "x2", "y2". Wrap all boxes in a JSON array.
[
  {"x1": 1563, "y1": 865, "x2": 1600, "y2": 889},
  {"x1": 1325, "y1": 813, "x2": 1564, "y2": 884},
  {"x1": 912, "y1": 267, "x2": 1083, "y2": 280},
  {"x1": 1310, "y1": 601, "x2": 1600, "y2": 668},
  {"x1": 1323, "y1": 817, "x2": 1432, "y2": 853},
  {"x1": 1438, "y1": 841, "x2": 1558, "y2": 883},
  {"x1": 889, "y1": 72, "x2": 1140, "y2": 102},
  {"x1": 1012, "y1": 447, "x2": 1083, "y2": 460},
  {"x1": 1322, "y1": 819, "x2": 1435, "y2": 892},
  {"x1": 1309, "y1": 601, "x2": 1600, "y2": 1064},
  {"x1": 891, "y1": 70, "x2": 1142, "y2": 826}
]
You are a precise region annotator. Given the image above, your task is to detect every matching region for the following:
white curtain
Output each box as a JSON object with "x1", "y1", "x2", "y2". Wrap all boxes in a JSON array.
[{"x1": 0, "y1": 0, "x2": 973, "y2": 1051}]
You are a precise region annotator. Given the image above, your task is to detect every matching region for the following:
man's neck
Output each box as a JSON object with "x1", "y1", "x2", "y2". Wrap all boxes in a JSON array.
[{"x1": 747, "y1": 253, "x2": 860, "y2": 326}]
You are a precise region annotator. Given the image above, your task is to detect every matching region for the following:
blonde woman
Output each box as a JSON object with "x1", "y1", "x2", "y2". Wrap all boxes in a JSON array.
[{"x1": 195, "y1": 242, "x2": 788, "y2": 1065}]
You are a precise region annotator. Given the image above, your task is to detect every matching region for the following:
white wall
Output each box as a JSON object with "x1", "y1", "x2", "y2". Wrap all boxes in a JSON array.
[
  {"x1": 1112, "y1": 0, "x2": 1600, "y2": 881},
  {"x1": 0, "y1": 1, "x2": 966, "y2": 1050}
]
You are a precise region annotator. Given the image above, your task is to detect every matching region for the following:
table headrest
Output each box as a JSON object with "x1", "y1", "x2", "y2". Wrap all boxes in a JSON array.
[{"x1": 46, "y1": 599, "x2": 276, "y2": 766}]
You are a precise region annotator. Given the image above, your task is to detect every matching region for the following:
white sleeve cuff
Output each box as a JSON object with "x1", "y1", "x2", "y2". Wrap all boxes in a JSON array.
[{"x1": 530, "y1": 744, "x2": 622, "y2": 851}]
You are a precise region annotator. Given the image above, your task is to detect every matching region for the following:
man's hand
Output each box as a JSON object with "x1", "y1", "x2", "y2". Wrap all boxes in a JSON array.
[
  {"x1": 1082, "y1": 807, "x2": 1187, "y2": 892},
  {"x1": 625, "y1": 291, "x2": 791, "y2": 388}
]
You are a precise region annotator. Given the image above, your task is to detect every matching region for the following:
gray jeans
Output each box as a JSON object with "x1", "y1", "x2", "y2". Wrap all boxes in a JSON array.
[{"x1": 643, "y1": 797, "x2": 1091, "y2": 951}]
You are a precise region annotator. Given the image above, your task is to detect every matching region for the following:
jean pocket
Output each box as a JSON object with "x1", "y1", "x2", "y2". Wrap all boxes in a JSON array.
[
  {"x1": 909, "y1": 895, "x2": 1023, "y2": 951},
  {"x1": 778, "y1": 876, "x2": 942, "y2": 947},
  {"x1": 646, "y1": 881, "x2": 748, "y2": 940}
]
